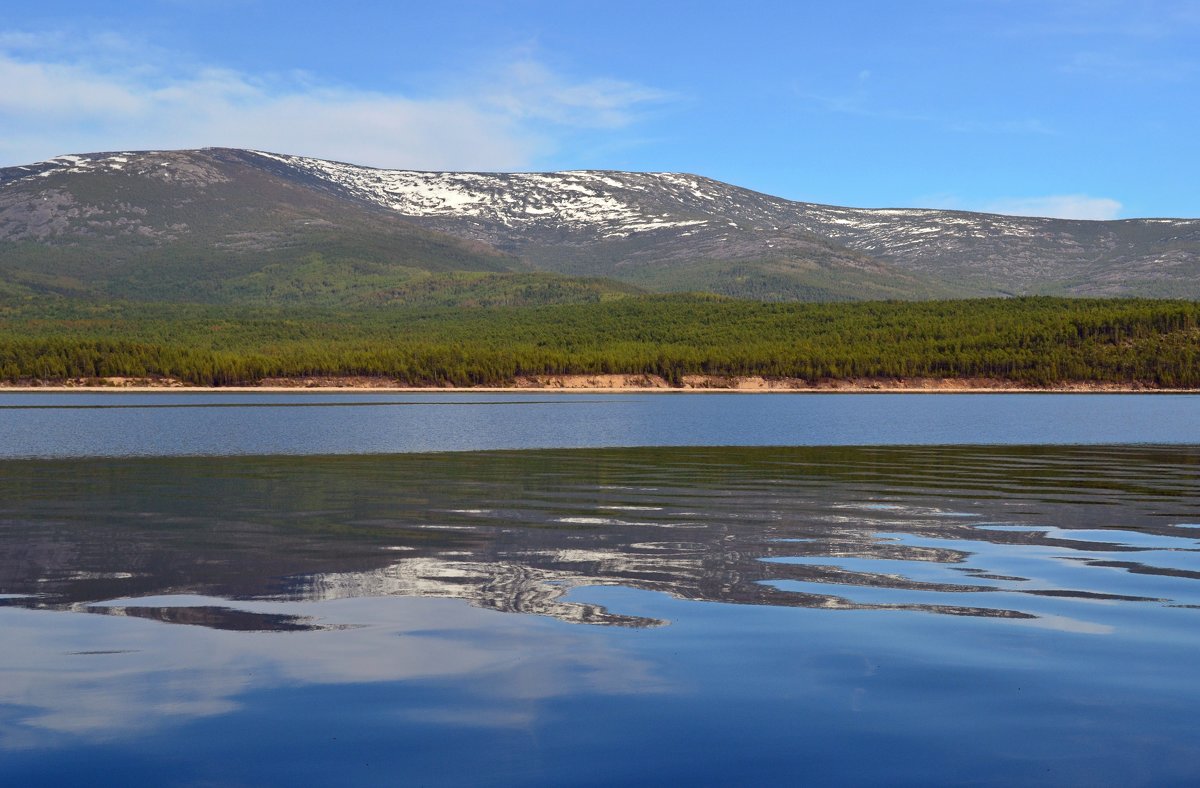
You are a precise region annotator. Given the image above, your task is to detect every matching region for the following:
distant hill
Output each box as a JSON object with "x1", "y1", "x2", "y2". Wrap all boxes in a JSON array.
[{"x1": 3, "y1": 147, "x2": 1199, "y2": 304}]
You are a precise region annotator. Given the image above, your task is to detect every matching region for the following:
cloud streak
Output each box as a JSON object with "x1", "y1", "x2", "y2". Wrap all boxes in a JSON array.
[
  {"x1": 982, "y1": 194, "x2": 1123, "y2": 221},
  {"x1": 796, "y1": 75, "x2": 1054, "y2": 137},
  {"x1": 1060, "y1": 51, "x2": 1198, "y2": 83},
  {"x1": 0, "y1": 34, "x2": 668, "y2": 169},
  {"x1": 917, "y1": 192, "x2": 1124, "y2": 220}
]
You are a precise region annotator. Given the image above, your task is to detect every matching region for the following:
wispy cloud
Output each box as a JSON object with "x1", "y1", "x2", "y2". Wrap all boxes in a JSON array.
[
  {"x1": 796, "y1": 72, "x2": 1053, "y2": 136},
  {"x1": 947, "y1": 119, "x2": 1055, "y2": 136},
  {"x1": 0, "y1": 32, "x2": 669, "y2": 169},
  {"x1": 983, "y1": 194, "x2": 1123, "y2": 221},
  {"x1": 484, "y1": 59, "x2": 671, "y2": 128},
  {"x1": 922, "y1": 193, "x2": 1123, "y2": 221},
  {"x1": 1060, "y1": 51, "x2": 1198, "y2": 83},
  {"x1": 1001, "y1": 0, "x2": 1200, "y2": 40},
  {"x1": 995, "y1": 4, "x2": 1200, "y2": 85}
]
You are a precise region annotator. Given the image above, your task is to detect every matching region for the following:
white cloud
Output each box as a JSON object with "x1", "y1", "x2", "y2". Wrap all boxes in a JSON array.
[
  {"x1": 915, "y1": 193, "x2": 1124, "y2": 220},
  {"x1": 982, "y1": 195, "x2": 1123, "y2": 220},
  {"x1": 484, "y1": 59, "x2": 671, "y2": 128},
  {"x1": 0, "y1": 35, "x2": 667, "y2": 169},
  {"x1": 0, "y1": 57, "x2": 145, "y2": 117}
]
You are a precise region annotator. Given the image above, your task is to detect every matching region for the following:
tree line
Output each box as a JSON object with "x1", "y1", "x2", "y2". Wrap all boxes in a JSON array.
[{"x1": 1, "y1": 296, "x2": 1197, "y2": 387}]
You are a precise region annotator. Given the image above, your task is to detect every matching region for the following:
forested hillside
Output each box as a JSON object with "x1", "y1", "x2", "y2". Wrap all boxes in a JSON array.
[{"x1": 3, "y1": 297, "x2": 1197, "y2": 388}]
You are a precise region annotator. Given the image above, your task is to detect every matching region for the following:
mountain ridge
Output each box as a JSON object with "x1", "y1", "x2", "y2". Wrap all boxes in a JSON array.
[{"x1": 2, "y1": 147, "x2": 1198, "y2": 303}]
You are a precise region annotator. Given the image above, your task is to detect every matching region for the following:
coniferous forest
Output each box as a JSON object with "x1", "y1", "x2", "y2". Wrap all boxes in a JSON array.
[{"x1": 2, "y1": 295, "x2": 1198, "y2": 387}]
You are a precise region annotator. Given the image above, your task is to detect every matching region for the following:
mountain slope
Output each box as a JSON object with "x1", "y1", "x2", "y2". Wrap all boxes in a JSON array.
[
  {"x1": 0, "y1": 149, "x2": 953, "y2": 303},
  {"x1": 3, "y1": 147, "x2": 1199, "y2": 302},
  {"x1": 246, "y1": 151, "x2": 962, "y2": 300},
  {"x1": 0, "y1": 149, "x2": 535, "y2": 305},
  {"x1": 247, "y1": 150, "x2": 1200, "y2": 298}
]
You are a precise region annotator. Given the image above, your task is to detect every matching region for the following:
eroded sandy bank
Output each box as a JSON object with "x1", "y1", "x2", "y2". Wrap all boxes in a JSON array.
[{"x1": 1, "y1": 374, "x2": 1192, "y2": 393}]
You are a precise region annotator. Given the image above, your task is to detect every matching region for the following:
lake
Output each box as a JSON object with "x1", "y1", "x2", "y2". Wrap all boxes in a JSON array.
[
  {"x1": 1, "y1": 393, "x2": 1199, "y2": 785},
  {"x1": 2, "y1": 390, "x2": 1199, "y2": 457}
]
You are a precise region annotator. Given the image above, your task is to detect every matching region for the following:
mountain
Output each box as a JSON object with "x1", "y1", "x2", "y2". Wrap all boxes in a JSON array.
[
  {"x1": 253, "y1": 150, "x2": 1200, "y2": 298},
  {"x1": 3, "y1": 147, "x2": 1199, "y2": 303},
  {"x1": 0, "y1": 148, "x2": 628, "y2": 306}
]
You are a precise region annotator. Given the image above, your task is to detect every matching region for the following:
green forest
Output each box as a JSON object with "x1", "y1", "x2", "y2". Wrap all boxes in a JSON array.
[{"x1": 1, "y1": 295, "x2": 1198, "y2": 387}]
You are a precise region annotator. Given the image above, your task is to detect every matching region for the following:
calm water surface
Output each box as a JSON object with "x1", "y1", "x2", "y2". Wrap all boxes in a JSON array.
[
  {"x1": 1, "y1": 394, "x2": 1199, "y2": 785},
  {"x1": 1, "y1": 391, "x2": 1198, "y2": 457}
]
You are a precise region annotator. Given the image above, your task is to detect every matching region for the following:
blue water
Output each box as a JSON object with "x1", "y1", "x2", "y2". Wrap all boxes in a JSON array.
[
  {"x1": 1, "y1": 391, "x2": 1198, "y2": 457},
  {"x1": 1, "y1": 396, "x2": 1199, "y2": 785}
]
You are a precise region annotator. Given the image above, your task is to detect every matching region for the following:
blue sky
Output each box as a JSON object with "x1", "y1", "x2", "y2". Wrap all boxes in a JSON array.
[{"x1": 2, "y1": 1, "x2": 1197, "y2": 218}]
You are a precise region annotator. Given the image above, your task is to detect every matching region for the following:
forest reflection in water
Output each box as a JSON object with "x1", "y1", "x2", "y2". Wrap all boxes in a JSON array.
[
  {"x1": 2, "y1": 445, "x2": 1200, "y2": 785},
  {"x1": 3, "y1": 445, "x2": 1198, "y2": 629}
]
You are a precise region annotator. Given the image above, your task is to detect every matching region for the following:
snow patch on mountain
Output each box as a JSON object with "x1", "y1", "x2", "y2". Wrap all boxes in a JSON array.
[
  {"x1": 251, "y1": 151, "x2": 713, "y2": 238},
  {"x1": 6, "y1": 151, "x2": 229, "y2": 188}
]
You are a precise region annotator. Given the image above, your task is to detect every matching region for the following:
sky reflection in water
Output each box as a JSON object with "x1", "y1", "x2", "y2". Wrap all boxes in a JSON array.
[{"x1": 1, "y1": 443, "x2": 1199, "y2": 784}]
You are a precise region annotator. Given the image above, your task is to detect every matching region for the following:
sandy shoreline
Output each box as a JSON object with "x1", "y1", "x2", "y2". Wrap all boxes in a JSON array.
[{"x1": 1, "y1": 374, "x2": 1193, "y2": 393}]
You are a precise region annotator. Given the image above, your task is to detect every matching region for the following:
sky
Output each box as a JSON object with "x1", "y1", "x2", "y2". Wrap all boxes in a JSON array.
[{"x1": 2, "y1": 1, "x2": 1198, "y2": 219}]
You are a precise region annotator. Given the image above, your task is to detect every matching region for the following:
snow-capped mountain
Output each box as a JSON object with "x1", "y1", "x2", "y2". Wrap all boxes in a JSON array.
[
  {"x1": 3, "y1": 147, "x2": 1198, "y2": 301},
  {"x1": 244, "y1": 150, "x2": 1200, "y2": 297}
]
